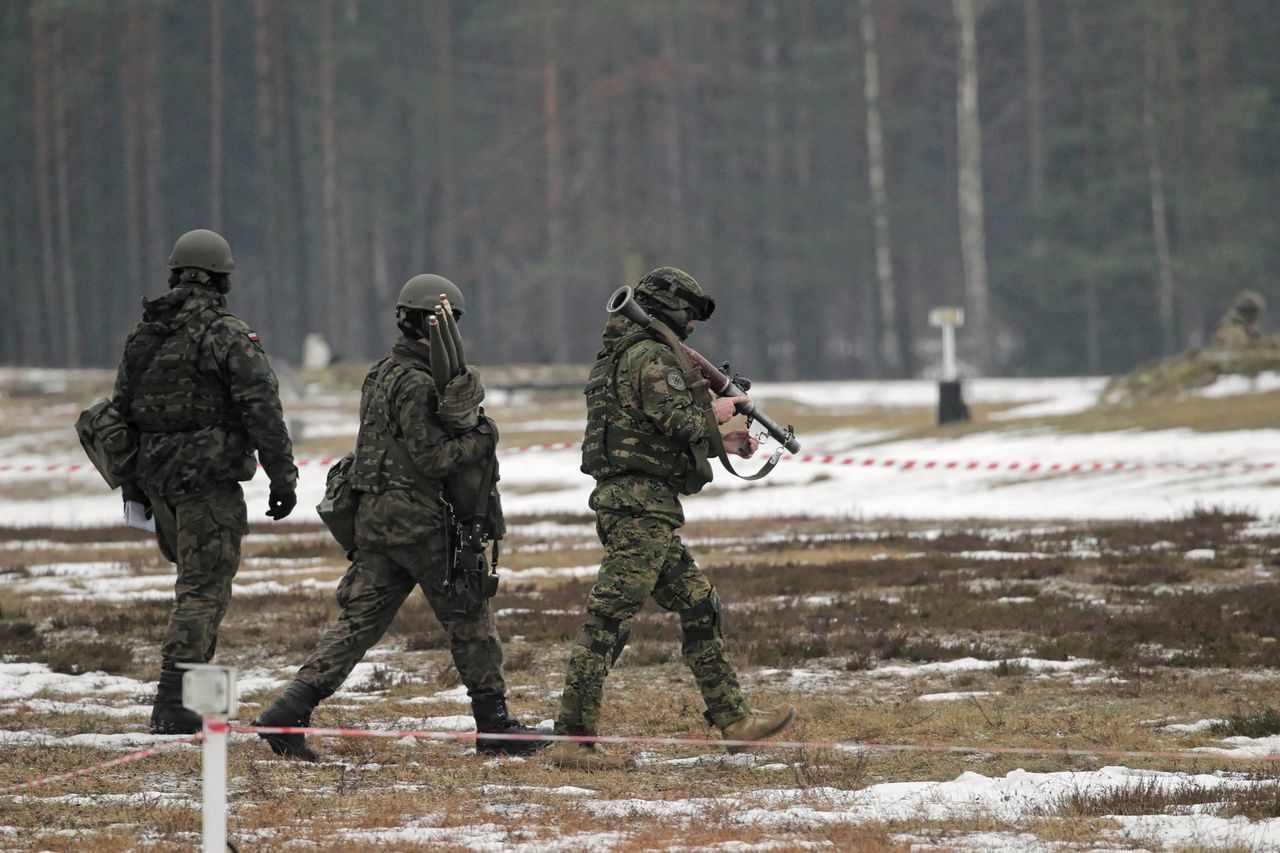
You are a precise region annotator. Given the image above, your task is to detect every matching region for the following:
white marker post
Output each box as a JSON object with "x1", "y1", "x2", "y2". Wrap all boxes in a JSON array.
[
  {"x1": 181, "y1": 664, "x2": 238, "y2": 853},
  {"x1": 928, "y1": 307, "x2": 968, "y2": 425}
]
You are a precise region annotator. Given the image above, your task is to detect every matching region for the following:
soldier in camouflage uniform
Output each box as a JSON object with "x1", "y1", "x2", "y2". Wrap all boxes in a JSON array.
[
  {"x1": 255, "y1": 274, "x2": 548, "y2": 761},
  {"x1": 1210, "y1": 290, "x2": 1266, "y2": 349},
  {"x1": 113, "y1": 229, "x2": 298, "y2": 735},
  {"x1": 548, "y1": 268, "x2": 796, "y2": 771}
]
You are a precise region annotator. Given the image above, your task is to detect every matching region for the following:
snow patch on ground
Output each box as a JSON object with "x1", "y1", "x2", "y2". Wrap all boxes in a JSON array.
[
  {"x1": 917, "y1": 691, "x2": 997, "y2": 703},
  {"x1": 0, "y1": 662, "x2": 147, "y2": 701},
  {"x1": 870, "y1": 657, "x2": 1093, "y2": 679},
  {"x1": 1194, "y1": 371, "x2": 1280, "y2": 399}
]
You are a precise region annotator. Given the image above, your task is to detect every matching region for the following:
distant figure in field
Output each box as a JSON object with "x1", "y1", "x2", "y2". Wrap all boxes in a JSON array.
[{"x1": 1210, "y1": 290, "x2": 1266, "y2": 349}]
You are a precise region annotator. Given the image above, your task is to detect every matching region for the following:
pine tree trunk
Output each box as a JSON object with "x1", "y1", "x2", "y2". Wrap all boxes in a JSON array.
[
  {"x1": 761, "y1": 0, "x2": 798, "y2": 379},
  {"x1": 1142, "y1": 0, "x2": 1177, "y2": 355},
  {"x1": 431, "y1": 0, "x2": 457, "y2": 271},
  {"x1": 141, "y1": 7, "x2": 165, "y2": 275},
  {"x1": 252, "y1": 0, "x2": 281, "y2": 325},
  {"x1": 1069, "y1": 3, "x2": 1101, "y2": 375},
  {"x1": 861, "y1": 0, "x2": 902, "y2": 376},
  {"x1": 50, "y1": 15, "x2": 79, "y2": 366},
  {"x1": 319, "y1": 0, "x2": 346, "y2": 355},
  {"x1": 209, "y1": 0, "x2": 224, "y2": 230},
  {"x1": 119, "y1": 5, "x2": 145, "y2": 308},
  {"x1": 1024, "y1": 0, "x2": 1046, "y2": 259},
  {"x1": 540, "y1": 3, "x2": 568, "y2": 362},
  {"x1": 30, "y1": 3, "x2": 57, "y2": 364},
  {"x1": 953, "y1": 0, "x2": 992, "y2": 372}
]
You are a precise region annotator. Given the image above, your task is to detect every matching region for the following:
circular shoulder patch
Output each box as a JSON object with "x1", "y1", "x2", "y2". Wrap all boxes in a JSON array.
[{"x1": 667, "y1": 370, "x2": 686, "y2": 391}]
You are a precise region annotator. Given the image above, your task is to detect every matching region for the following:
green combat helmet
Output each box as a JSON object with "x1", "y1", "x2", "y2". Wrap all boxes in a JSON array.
[
  {"x1": 1235, "y1": 290, "x2": 1266, "y2": 320},
  {"x1": 636, "y1": 267, "x2": 715, "y2": 322},
  {"x1": 167, "y1": 229, "x2": 235, "y2": 274},
  {"x1": 397, "y1": 273, "x2": 466, "y2": 317}
]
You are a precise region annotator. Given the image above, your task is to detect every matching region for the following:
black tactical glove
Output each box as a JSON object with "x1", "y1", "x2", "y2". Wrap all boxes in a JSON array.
[
  {"x1": 122, "y1": 480, "x2": 149, "y2": 506},
  {"x1": 267, "y1": 486, "x2": 297, "y2": 520}
]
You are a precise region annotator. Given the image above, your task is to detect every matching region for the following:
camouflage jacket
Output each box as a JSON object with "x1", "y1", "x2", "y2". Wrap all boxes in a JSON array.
[
  {"x1": 1210, "y1": 309, "x2": 1261, "y2": 350},
  {"x1": 112, "y1": 285, "x2": 296, "y2": 499},
  {"x1": 352, "y1": 338, "x2": 494, "y2": 548},
  {"x1": 586, "y1": 316, "x2": 713, "y2": 526}
]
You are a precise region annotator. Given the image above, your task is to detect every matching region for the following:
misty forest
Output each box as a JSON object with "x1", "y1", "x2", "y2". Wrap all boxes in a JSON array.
[{"x1": 3, "y1": 0, "x2": 1279, "y2": 379}]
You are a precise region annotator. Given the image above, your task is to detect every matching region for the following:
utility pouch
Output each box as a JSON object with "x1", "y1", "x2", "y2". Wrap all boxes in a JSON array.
[
  {"x1": 75, "y1": 398, "x2": 139, "y2": 489},
  {"x1": 316, "y1": 451, "x2": 359, "y2": 552}
]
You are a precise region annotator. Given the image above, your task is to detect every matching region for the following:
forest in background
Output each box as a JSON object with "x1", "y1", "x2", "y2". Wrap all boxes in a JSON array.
[{"x1": 3, "y1": 0, "x2": 1279, "y2": 379}]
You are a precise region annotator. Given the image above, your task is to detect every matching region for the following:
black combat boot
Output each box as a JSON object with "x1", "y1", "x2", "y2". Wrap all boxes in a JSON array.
[
  {"x1": 254, "y1": 681, "x2": 322, "y2": 762},
  {"x1": 472, "y1": 696, "x2": 552, "y2": 755},
  {"x1": 149, "y1": 667, "x2": 203, "y2": 735}
]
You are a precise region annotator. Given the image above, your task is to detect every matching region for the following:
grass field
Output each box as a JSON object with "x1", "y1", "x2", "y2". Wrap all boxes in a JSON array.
[
  {"x1": 6, "y1": 509, "x2": 1280, "y2": 851},
  {"x1": 7, "y1": 370, "x2": 1280, "y2": 850}
]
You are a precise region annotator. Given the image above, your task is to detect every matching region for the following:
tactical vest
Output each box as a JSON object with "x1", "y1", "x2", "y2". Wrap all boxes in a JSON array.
[
  {"x1": 350, "y1": 358, "x2": 447, "y2": 496},
  {"x1": 581, "y1": 331, "x2": 713, "y2": 494},
  {"x1": 126, "y1": 306, "x2": 239, "y2": 434}
]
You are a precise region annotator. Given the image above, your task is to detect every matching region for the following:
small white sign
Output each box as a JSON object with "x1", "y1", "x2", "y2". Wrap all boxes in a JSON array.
[{"x1": 929, "y1": 307, "x2": 965, "y2": 328}]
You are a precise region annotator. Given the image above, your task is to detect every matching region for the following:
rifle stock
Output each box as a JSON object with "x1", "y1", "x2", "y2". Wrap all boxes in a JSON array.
[{"x1": 607, "y1": 286, "x2": 801, "y2": 454}]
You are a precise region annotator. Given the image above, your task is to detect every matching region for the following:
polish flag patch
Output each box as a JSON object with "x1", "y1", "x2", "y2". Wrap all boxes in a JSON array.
[{"x1": 247, "y1": 332, "x2": 261, "y2": 342}]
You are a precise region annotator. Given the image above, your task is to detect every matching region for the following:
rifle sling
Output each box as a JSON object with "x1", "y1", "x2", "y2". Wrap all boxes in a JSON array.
[{"x1": 642, "y1": 321, "x2": 780, "y2": 482}]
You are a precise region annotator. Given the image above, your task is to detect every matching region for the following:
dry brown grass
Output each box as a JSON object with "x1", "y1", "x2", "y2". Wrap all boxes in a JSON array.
[{"x1": 5, "y1": 508, "x2": 1280, "y2": 849}]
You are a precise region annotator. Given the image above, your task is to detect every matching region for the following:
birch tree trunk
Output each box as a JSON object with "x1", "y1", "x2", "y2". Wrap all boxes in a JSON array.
[
  {"x1": 953, "y1": 0, "x2": 991, "y2": 372},
  {"x1": 861, "y1": 0, "x2": 902, "y2": 376},
  {"x1": 1142, "y1": 1, "x2": 1177, "y2": 355}
]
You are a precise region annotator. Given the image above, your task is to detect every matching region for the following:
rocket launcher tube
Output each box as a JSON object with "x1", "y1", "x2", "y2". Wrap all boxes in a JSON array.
[
  {"x1": 427, "y1": 316, "x2": 452, "y2": 393},
  {"x1": 434, "y1": 305, "x2": 459, "y2": 380},
  {"x1": 439, "y1": 295, "x2": 466, "y2": 374},
  {"x1": 606, "y1": 286, "x2": 801, "y2": 454}
]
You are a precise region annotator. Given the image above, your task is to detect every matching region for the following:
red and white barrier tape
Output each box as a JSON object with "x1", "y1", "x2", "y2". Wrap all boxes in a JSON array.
[
  {"x1": 2, "y1": 446, "x2": 1274, "y2": 477},
  {"x1": 0, "y1": 733, "x2": 202, "y2": 794},
  {"x1": 236, "y1": 724, "x2": 1280, "y2": 766},
  {"x1": 5, "y1": 724, "x2": 1277, "y2": 797}
]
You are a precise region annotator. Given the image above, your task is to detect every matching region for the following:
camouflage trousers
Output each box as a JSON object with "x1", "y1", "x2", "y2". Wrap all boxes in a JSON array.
[
  {"x1": 295, "y1": 540, "x2": 506, "y2": 702},
  {"x1": 147, "y1": 481, "x2": 247, "y2": 668},
  {"x1": 555, "y1": 511, "x2": 749, "y2": 736}
]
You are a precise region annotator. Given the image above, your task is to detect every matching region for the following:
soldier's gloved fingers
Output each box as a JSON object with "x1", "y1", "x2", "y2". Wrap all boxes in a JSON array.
[
  {"x1": 428, "y1": 316, "x2": 451, "y2": 393},
  {"x1": 443, "y1": 303, "x2": 466, "y2": 373},
  {"x1": 267, "y1": 487, "x2": 297, "y2": 520}
]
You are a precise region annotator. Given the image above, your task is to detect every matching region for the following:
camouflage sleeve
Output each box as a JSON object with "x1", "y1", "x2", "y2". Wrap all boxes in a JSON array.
[
  {"x1": 630, "y1": 343, "x2": 709, "y2": 444},
  {"x1": 210, "y1": 319, "x2": 298, "y2": 490},
  {"x1": 110, "y1": 324, "x2": 144, "y2": 411},
  {"x1": 395, "y1": 379, "x2": 493, "y2": 478}
]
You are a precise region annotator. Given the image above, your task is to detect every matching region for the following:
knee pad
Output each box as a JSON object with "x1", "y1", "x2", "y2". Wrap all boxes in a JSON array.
[
  {"x1": 679, "y1": 587, "x2": 723, "y2": 649},
  {"x1": 576, "y1": 613, "x2": 627, "y2": 662}
]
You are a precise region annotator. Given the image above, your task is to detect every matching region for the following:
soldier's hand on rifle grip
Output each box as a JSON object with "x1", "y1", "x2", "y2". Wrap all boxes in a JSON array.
[
  {"x1": 712, "y1": 395, "x2": 749, "y2": 425},
  {"x1": 721, "y1": 429, "x2": 758, "y2": 459}
]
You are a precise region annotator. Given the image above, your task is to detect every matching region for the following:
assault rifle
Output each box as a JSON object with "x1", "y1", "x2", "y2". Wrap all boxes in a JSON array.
[{"x1": 607, "y1": 286, "x2": 800, "y2": 480}]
